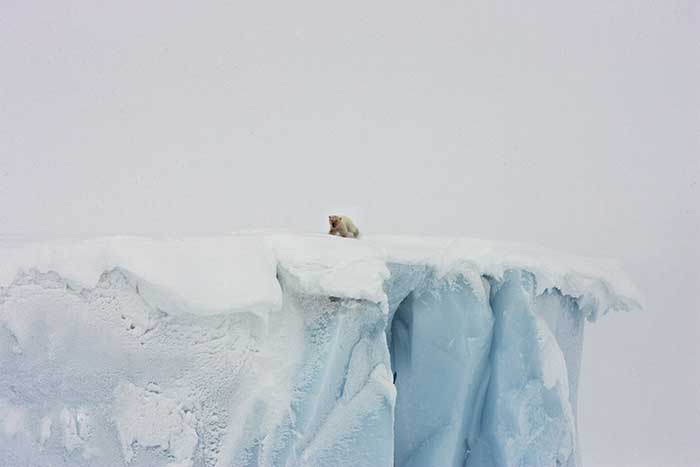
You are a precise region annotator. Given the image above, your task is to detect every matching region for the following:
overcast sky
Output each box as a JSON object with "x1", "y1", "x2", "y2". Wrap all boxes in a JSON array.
[{"x1": 1, "y1": 1, "x2": 698, "y2": 465}]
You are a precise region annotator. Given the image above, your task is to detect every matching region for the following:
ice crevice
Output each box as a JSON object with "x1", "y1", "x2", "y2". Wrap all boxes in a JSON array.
[{"x1": 0, "y1": 234, "x2": 640, "y2": 467}]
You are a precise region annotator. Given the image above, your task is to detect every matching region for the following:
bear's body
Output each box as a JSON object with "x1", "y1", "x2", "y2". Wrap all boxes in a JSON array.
[{"x1": 328, "y1": 215, "x2": 360, "y2": 239}]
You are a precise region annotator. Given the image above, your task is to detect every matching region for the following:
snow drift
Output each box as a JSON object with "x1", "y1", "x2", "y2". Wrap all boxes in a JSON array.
[{"x1": 0, "y1": 233, "x2": 640, "y2": 467}]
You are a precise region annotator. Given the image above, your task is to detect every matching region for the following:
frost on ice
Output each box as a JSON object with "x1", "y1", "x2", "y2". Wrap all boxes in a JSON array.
[{"x1": 0, "y1": 234, "x2": 640, "y2": 466}]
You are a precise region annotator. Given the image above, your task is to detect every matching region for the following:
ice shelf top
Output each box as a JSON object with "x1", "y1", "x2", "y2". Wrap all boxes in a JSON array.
[{"x1": 0, "y1": 232, "x2": 642, "y2": 318}]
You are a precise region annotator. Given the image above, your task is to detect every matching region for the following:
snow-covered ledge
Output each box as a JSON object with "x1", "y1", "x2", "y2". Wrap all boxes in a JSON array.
[{"x1": 0, "y1": 233, "x2": 640, "y2": 467}]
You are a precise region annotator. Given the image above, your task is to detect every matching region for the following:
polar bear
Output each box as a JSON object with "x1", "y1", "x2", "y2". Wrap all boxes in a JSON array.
[{"x1": 328, "y1": 215, "x2": 360, "y2": 239}]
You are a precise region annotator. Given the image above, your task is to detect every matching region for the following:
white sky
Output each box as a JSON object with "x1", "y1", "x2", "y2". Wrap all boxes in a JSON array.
[{"x1": 1, "y1": 1, "x2": 698, "y2": 465}]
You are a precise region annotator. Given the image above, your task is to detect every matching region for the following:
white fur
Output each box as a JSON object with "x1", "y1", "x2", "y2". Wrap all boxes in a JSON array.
[{"x1": 328, "y1": 215, "x2": 360, "y2": 238}]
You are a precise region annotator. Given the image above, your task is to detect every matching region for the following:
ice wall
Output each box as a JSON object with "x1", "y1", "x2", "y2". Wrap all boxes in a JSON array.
[{"x1": 0, "y1": 234, "x2": 640, "y2": 467}]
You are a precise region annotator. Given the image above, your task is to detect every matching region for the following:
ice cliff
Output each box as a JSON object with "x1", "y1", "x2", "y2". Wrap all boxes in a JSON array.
[{"x1": 0, "y1": 233, "x2": 641, "y2": 467}]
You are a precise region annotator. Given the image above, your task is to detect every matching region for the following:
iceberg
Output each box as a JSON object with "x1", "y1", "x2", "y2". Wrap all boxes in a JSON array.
[{"x1": 0, "y1": 233, "x2": 640, "y2": 467}]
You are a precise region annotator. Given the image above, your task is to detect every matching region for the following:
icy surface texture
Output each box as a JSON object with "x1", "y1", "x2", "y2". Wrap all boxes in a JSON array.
[
  {"x1": 0, "y1": 234, "x2": 640, "y2": 467},
  {"x1": 390, "y1": 270, "x2": 493, "y2": 467}
]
